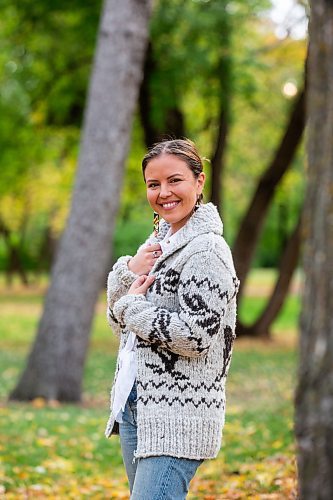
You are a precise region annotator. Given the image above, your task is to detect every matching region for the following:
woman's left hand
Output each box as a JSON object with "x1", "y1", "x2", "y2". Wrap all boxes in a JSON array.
[{"x1": 128, "y1": 275, "x2": 155, "y2": 295}]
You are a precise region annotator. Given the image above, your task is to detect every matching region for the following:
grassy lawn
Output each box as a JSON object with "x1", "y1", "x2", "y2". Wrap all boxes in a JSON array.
[{"x1": 0, "y1": 269, "x2": 300, "y2": 498}]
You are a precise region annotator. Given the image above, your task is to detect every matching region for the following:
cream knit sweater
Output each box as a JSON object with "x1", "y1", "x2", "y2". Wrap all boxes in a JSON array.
[{"x1": 105, "y1": 203, "x2": 240, "y2": 460}]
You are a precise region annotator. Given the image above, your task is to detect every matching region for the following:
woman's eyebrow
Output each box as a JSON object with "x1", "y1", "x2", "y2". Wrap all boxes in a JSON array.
[
  {"x1": 167, "y1": 173, "x2": 184, "y2": 179},
  {"x1": 146, "y1": 173, "x2": 185, "y2": 182}
]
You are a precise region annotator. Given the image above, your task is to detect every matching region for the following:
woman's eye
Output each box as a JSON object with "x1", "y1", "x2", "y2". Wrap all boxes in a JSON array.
[
  {"x1": 170, "y1": 178, "x2": 181, "y2": 183},
  {"x1": 148, "y1": 183, "x2": 158, "y2": 188}
]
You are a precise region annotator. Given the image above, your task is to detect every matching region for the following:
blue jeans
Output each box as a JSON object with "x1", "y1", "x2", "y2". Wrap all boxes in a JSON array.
[{"x1": 118, "y1": 382, "x2": 204, "y2": 499}]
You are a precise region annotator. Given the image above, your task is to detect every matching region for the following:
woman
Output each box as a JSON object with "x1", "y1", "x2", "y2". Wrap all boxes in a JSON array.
[{"x1": 105, "y1": 139, "x2": 239, "y2": 499}]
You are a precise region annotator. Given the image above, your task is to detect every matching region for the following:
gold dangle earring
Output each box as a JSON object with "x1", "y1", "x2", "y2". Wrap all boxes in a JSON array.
[{"x1": 153, "y1": 211, "x2": 160, "y2": 236}]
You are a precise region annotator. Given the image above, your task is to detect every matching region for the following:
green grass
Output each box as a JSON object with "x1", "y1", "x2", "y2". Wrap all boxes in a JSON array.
[
  {"x1": 0, "y1": 269, "x2": 299, "y2": 497},
  {"x1": 239, "y1": 295, "x2": 301, "y2": 332}
]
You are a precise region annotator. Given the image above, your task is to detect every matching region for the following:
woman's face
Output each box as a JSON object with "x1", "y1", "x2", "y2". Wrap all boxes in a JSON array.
[{"x1": 144, "y1": 154, "x2": 205, "y2": 234}]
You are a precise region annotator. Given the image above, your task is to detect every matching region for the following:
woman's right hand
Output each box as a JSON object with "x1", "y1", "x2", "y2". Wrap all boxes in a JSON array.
[{"x1": 128, "y1": 243, "x2": 162, "y2": 275}]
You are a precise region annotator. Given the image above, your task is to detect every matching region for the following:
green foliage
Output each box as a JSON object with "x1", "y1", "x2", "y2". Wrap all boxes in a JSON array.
[
  {"x1": 0, "y1": 1, "x2": 101, "y2": 271},
  {"x1": 0, "y1": 0, "x2": 307, "y2": 272}
]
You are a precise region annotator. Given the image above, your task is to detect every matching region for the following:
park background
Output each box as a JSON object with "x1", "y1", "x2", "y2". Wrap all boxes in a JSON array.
[{"x1": 0, "y1": 0, "x2": 311, "y2": 498}]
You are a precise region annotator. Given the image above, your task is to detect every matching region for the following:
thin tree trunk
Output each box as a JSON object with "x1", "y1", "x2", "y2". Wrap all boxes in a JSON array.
[
  {"x1": 164, "y1": 106, "x2": 185, "y2": 140},
  {"x1": 10, "y1": 0, "x2": 152, "y2": 402},
  {"x1": 0, "y1": 219, "x2": 29, "y2": 286},
  {"x1": 6, "y1": 244, "x2": 29, "y2": 287},
  {"x1": 210, "y1": 105, "x2": 229, "y2": 210},
  {"x1": 38, "y1": 225, "x2": 58, "y2": 271},
  {"x1": 233, "y1": 88, "x2": 305, "y2": 300},
  {"x1": 209, "y1": 14, "x2": 232, "y2": 212},
  {"x1": 237, "y1": 214, "x2": 302, "y2": 338},
  {"x1": 295, "y1": 1, "x2": 333, "y2": 497},
  {"x1": 139, "y1": 42, "x2": 186, "y2": 147},
  {"x1": 139, "y1": 42, "x2": 159, "y2": 148}
]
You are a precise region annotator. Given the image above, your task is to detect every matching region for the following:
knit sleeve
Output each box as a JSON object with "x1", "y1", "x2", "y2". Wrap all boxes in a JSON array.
[
  {"x1": 112, "y1": 251, "x2": 239, "y2": 357},
  {"x1": 106, "y1": 255, "x2": 139, "y2": 337}
]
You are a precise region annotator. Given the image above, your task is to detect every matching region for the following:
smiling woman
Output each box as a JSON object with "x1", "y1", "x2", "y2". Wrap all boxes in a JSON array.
[{"x1": 105, "y1": 138, "x2": 240, "y2": 499}]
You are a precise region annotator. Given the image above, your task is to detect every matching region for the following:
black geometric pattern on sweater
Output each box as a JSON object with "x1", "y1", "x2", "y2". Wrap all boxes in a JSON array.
[
  {"x1": 221, "y1": 325, "x2": 235, "y2": 378},
  {"x1": 148, "y1": 313, "x2": 210, "y2": 357},
  {"x1": 182, "y1": 292, "x2": 222, "y2": 338},
  {"x1": 230, "y1": 276, "x2": 240, "y2": 301},
  {"x1": 139, "y1": 393, "x2": 224, "y2": 409},
  {"x1": 140, "y1": 361, "x2": 190, "y2": 382},
  {"x1": 138, "y1": 377, "x2": 224, "y2": 393},
  {"x1": 108, "y1": 306, "x2": 119, "y2": 324},
  {"x1": 153, "y1": 267, "x2": 180, "y2": 296},
  {"x1": 177, "y1": 274, "x2": 231, "y2": 340},
  {"x1": 180, "y1": 275, "x2": 230, "y2": 303},
  {"x1": 164, "y1": 268, "x2": 180, "y2": 291},
  {"x1": 151, "y1": 262, "x2": 166, "y2": 295},
  {"x1": 186, "y1": 334, "x2": 210, "y2": 355},
  {"x1": 149, "y1": 308, "x2": 172, "y2": 345},
  {"x1": 148, "y1": 343, "x2": 180, "y2": 374}
]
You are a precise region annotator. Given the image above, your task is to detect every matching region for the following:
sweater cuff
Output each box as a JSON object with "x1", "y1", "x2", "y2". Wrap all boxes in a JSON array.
[
  {"x1": 113, "y1": 294, "x2": 146, "y2": 324},
  {"x1": 112, "y1": 256, "x2": 138, "y2": 288}
]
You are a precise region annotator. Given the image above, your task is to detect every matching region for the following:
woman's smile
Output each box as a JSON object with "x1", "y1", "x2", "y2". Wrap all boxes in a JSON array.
[{"x1": 159, "y1": 200, "x2": 181, "y2": 211}]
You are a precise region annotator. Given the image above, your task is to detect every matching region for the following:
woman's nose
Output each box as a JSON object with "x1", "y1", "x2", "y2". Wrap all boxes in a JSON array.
[{"x1": 159, "y1": 184, "x2": 172, "y2": 198}]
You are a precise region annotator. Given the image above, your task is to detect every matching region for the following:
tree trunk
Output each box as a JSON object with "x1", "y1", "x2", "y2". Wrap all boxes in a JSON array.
[
  {"x1": 210, "y1": 105, "x2": 229, "y2": 210},
  {"x1": 0, "y1": 219, "x2": 29, "y2": 287},
  {"x1": 139, "y1": 42, "x2": 159, "y2": 148},
  {"x1": 237, "y1": 214, "x2": 302, "y2": 338},
  {"x1": 233, "y1": 88, "x2": 305, "y2": 300},
  {"x1": 10, "y1": 0, "x2": 152, "y2": 402},
  {"x1": 164, "y1": 106, "x2": 185, "y2": 140},
  {"x1": 38, "y1": 225, "x2": 58, "y2": 271},
  {"x1": 139, "y1": 42, "x2": 186, "y2": 148},
  {"x1": 295, "y1": 1, "x2": 333, "y2": 498}
]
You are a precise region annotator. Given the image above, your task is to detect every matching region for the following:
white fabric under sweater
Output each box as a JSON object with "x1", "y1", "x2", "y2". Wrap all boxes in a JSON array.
[{"x1": 112, "y1": 226, "x2": 178, "y2": 423}]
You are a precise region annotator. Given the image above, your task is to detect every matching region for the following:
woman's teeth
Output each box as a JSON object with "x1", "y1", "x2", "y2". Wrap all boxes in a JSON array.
[{"x1": 162, "y1": 201, "x2": 179, "y2": 209}]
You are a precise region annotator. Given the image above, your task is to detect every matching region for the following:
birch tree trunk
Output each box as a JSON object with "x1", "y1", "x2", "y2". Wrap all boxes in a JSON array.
[
  {"x1": 10, "y1": 0, "x2": 152, "y2": 402},
  {"x1": 295, "y1": 1, "x2": 333, "y2": 497}
]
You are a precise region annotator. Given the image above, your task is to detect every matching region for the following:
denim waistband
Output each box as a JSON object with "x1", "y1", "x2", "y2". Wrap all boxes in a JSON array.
[{"x1": 128, "y1": 379, "x2": 137, "y2": 403}]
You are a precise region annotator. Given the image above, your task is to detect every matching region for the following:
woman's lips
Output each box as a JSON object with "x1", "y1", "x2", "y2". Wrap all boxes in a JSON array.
[{"x1": 159, "y1": 201, "x2": 180, "y2": 211}]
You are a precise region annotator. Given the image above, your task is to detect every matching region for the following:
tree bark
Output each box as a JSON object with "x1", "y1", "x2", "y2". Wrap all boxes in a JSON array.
[
  {"x1": 0, "y1": 219, "x2": 29, "y2": 286},
  {"x1": 295, "y1": 1, "x2": 333, "y2": 498},
  {"x1": 139, "y1": 42, "x2": 159, "y2": 148},
  {"x1": 10, "y1": 0, "x2": 152, "y2": 402},
  {"x1": 210, "y1": 105, "x2": 229, "y2": 210},
  {"x1": 237, "y1": 214, "x2": 302, "y2": 338},
  {"x1": 139, "y1": 42, "x2": 186, "y2": 148},
  {"x1": 233, "y1": 88, "x2": 306, "y2": 300},
  {"x1": 164, "y1": 106, "x2": 185, "y2": 140}
]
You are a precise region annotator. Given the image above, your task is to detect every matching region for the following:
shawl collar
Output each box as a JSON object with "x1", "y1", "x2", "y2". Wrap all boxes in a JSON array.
[{"x1": 149, "y1": 203, "x2": 223, "y2": 271}]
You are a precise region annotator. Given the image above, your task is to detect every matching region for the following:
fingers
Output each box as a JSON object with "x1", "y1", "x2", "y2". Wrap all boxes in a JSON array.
[
  {"x1": 134, "y1": 275, "x2": 147, "y2": 287},
  {"x1": 128, "y1": 274, "x2": 155, "y2": 295},
  {"x1": 152, "y1": 249, "x2": 162, "y2": 259},
  {"x1": 138, "y1": 275, "x2": 155, "y2": 292},
  {"x1": 149, "y1": 243, "x2": 162, "y2": 260},
  {"x1": 147, "y1": 243, "x2": 161, "y2": 251},
  {"x1": 128, "y1": 243, "x2": 162, "y2": 275}
]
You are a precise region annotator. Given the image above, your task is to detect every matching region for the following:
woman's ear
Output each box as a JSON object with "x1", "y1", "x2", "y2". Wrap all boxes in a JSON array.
[{"x1": 197, "y1": 172, "x2": 206, "y2": 193}]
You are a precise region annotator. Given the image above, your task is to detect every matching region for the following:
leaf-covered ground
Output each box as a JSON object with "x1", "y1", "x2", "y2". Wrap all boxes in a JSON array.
[{"x1": 0, "y1": 272, "x2": 300, "y2": 498}]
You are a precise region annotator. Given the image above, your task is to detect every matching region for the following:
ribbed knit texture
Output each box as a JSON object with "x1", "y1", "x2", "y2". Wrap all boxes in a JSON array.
[{"x1": 105, "y1": 203, "x2": 239, "y2": 460}]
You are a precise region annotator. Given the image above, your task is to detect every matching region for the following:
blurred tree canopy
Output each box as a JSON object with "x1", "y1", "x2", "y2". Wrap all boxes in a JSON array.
[{"x1": 0, "y1": 0, "x2": 307, "y2": 277}]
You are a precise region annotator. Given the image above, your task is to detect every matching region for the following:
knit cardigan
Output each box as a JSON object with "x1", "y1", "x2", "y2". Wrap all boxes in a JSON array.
[{"x1": 105, "y1": 203, "x2": 240, "y2": 460}]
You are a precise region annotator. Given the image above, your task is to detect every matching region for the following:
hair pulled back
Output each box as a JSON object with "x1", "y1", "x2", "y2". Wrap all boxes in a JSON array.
[{"x1": 142, "y1": 138, "x2": 204, "y2": 203}]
